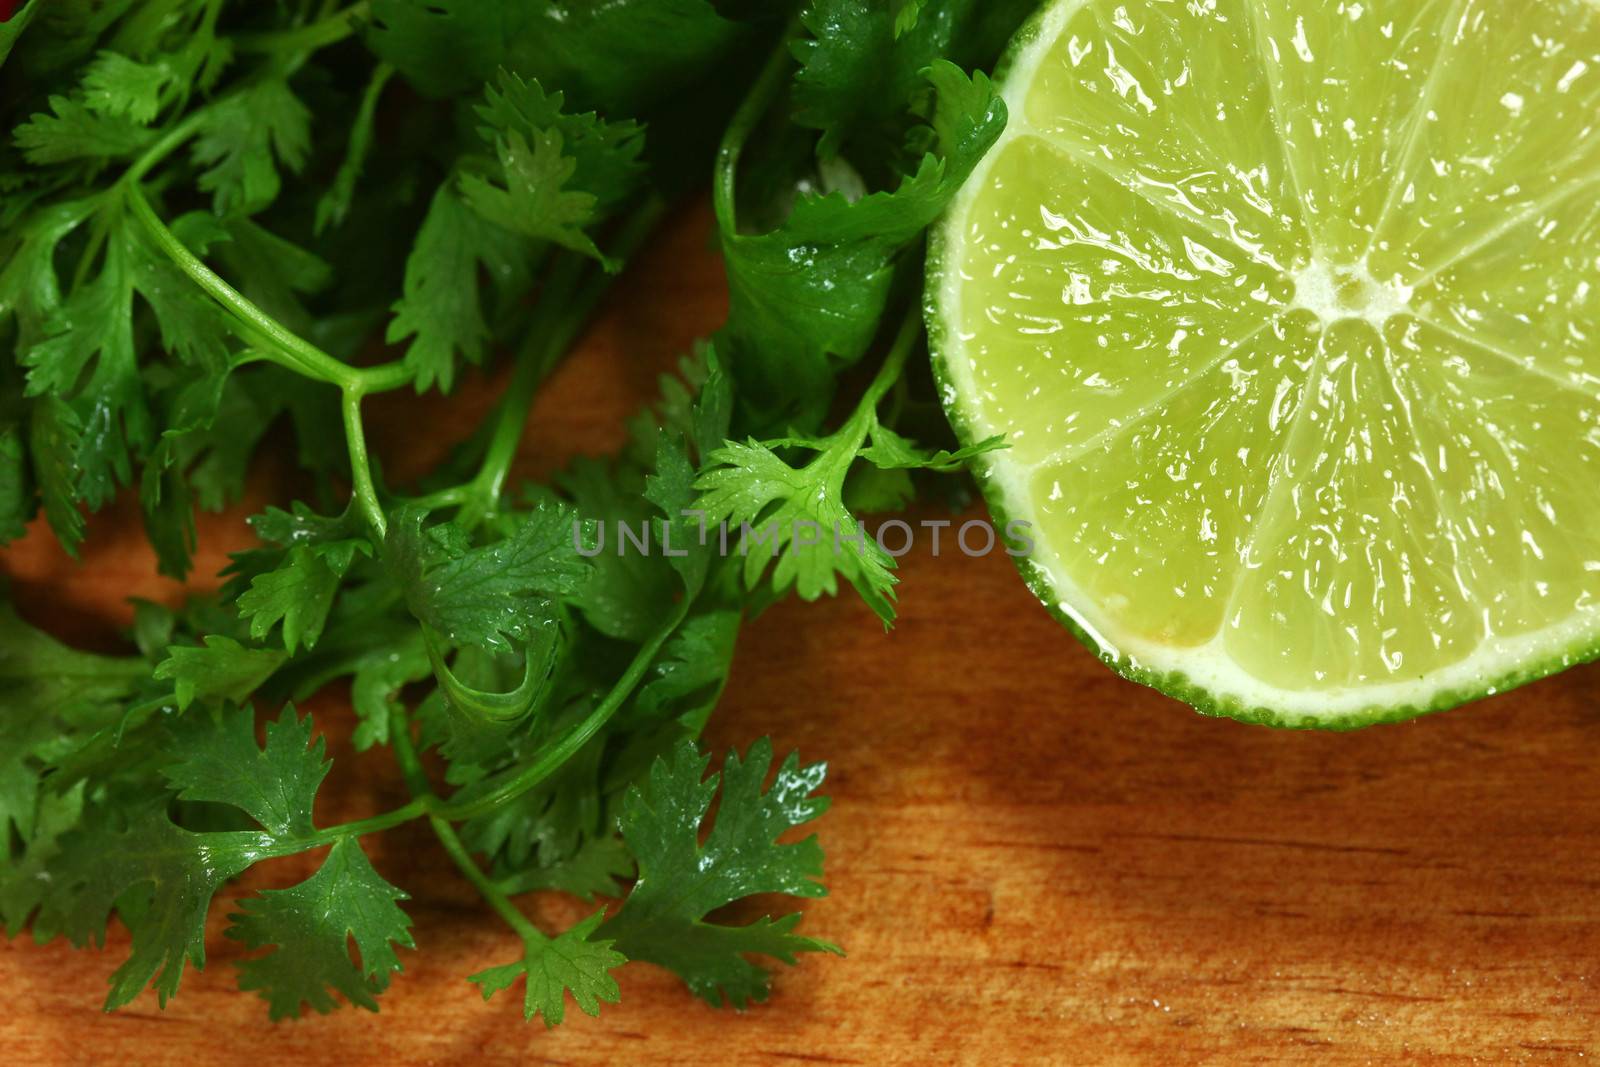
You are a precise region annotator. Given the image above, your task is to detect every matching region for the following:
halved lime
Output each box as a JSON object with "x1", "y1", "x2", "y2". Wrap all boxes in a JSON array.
[{"x1": 931, "y1": 0, "x2": 1600, "y2": 726}]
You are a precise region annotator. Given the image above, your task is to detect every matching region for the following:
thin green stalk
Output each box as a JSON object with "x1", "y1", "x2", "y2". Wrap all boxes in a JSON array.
[
  {"x1": 436, "y1": 597, "x2": 691, "y2": 823},
  {"x1": 341, "y1": 387, "x2": 386, "y2": 537},
  {"x1": 714, "y1": 21, "x2": 800, "y2": 235},
  {"x1": 235, "y1": 0, "x2": 371, "y2": 54},
  {"x1": 287, "y1": 797, "x2": 431, "y2": 852},
  {"x1": 832, "y1": 307, "x2": 922, "y2": 453},
  {"x1": 457, "y1": 259, "x2": 588, "y2": 528},
  {"x1": 459, "y1": 197, "x2": 669, "y2": 527},
  {"x1": 389, "y1": 704, "x2": 546, "y2": 942},
  {"x1": 123, "y1": 108, "x2": 210, "y2": 185},
  {"x1": 430, "y1": 814, "x2": 546, "y2": 942},
  {"x1": 125, "y1": 185, "x2": 369, "y2": 389},
  {"x1": 859, "y1": 306, "x2": 923, "y2": 415}
]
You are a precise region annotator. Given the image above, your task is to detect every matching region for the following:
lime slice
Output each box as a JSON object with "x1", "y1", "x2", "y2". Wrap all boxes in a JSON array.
[{"x1": 930, "y1": 0, "x2": 1600, "y2": 726}]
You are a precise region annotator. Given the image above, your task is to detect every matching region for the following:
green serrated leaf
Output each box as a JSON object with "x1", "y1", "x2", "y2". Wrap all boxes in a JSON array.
[
  {"x1": 154, "y1": 635, "x2": 287, "y2": 710},
  {"x1": 162, "y1": 704, "x2": 328, "y2": 839},
  {"x1": 696, "y1": 436, "x2": 898, "y2": 623},
  {"x1": 366, "y1": 0, "x2": 747, "y2": 115},
  {"x1": 857, "y1": 422, "x2": 1006, "y2": 471},
  {"x1": 496, "y1": 833, "x2": 634, "y2": 902},
  {"x1": 14, "y1": 93, "x2": 154, "y2": 164},
  {"x1": 81, "y1": 51, "x2": 174, "y2": 124},
  {"x1": 191, "y1": 77, "x2": 310, "y2": 215},
  {"x1": 236, "y1": 546, "x2": 344, "y2": 653},
  {"x1": 469, "y1": 910, "x2": 624, "y2": 1026},
  {"x1": 387, "y1": 182, "x2": 527, "y2": 393},
  {"x1": 227, "y1": 836, "x2": 414, "y2": 1019},
  {"x1": 30, "y1": 808, "x2": 262, "y2": 1010},
  {"x1": 385, "y1": 503, "x2": 590, "y2": 653},
  {"x1": 601, "y1": 739, "x2": 838, "y2": 1008},
  {"x1": 460, "y1": 129, "x2": 607, "y2": 264},
  {"x1": 723, "y1": 61, "x2": 1006, "y2": 427},
  {"x1": 475, "y1": 71, "x2": 645, "y2": 214}
]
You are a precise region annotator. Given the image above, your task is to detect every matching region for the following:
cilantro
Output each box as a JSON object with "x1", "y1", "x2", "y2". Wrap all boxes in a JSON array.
[
  {"x1": 366, "y1": 0, "x2": 749, "y2": 114},
  {"x1": 469, "y1": 910, "x2": 625, "y2": 1026},
  {"x1": 460, "y1": 129, "x2": 613, "y2": 264},
  {"x1": 14, "y1": 93, "x2": 153, "y2": 164},
  {"x1": 191, "y1": 76, "x2": 310, "y2": 215},
  {"x1": 21, "y1": 706, "x2": 340, "y2": 1010},
  {"x1": 163, "y1": 703, "x2": 329, "y2": 837},
  {"x1": 155, "y1": 635, "x2": 287, "y2": 709},
  {"x1": 602, "y1": 738, "x2": 840, "y2": 1008},
  {"x1": 2, "y1": 0, "x2": 1022, "y2": 1031},
  {"x1": 719, "y1": 60, "x2": 1006, "y2": 428},
  {"x1": 228, "y1": 836, "x2": 414, "y2": 1019},
  {"x1": 384, "y1": 503, "x2": 590, "y2": 653},
  {"x1": 386, "y1": 182, "x2": 526, "y2": 393}
]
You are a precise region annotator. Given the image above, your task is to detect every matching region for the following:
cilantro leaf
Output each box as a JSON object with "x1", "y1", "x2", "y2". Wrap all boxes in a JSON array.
[
  {"x1": 721, "y1": 61, "x2": 1006, "y2": 426},
  {"x1": 622, "y1": 608, "x2": 740, "y2": 733},
  {"x1": 601, "y1": 738, "x2": 839, "y2": 1008},
  {"x1": 154, "y1": 635, "x2": 287, "y2": 710},
  {"x1": 858, "y1": 422, "x2": 1006, "y2": 472},
  {"x1": 0, "y1": 782, "x2": 83, "y2": 936},
  {"x1": 20, "y1": 225, "x2": 144, "y2": 509},
  {"x1": 80, "y1": 51, "x2": 174, "y2": 124},
  {"x1": 496, "y1": 833, "x2": 634, "y2": 902},
  {"x1": 0, "y1": 418, "x2": 30, "y2": 542},
  {"x1": 561, "y1": 456, "x2": 679, "y2": 643},
  {"x1": 696, "y1": 436, "x2": 899, "y2": 623},
  {"x1": 30, "y1": 808, "x2": 263, "y2": 1009},
  {"x1": 387, "y1": 182, "x2": 527, "y2": 393},
  {"x1": 792, "y1": 0, "x2": 1034, "y2": 171},
  {"x1": 227, "y1": 836, "x2": 414, "y2": 1019},
  {"x1": 385, "y1": 503, "x2": 590, "y2": 654},
  {"x1": 469, "y1": 910, "x2": 625, "y2": 1026},
  {"x1": 25, "y1": 706, "x2": 336, "y2": 1010},
  {"x1": 27, "y1": 395, "x2": 87, "y2": 550},
  {"x1": 366, "y1": 0, "x2": 748, "y2": 115},
  {"x1": 14, "y1": 93, "x2": 154, "y2": 164},
  {"x1": 163, "y1": 705, "x2": 329, "y2": 840},
  {"x1": 236, "y1": 544, "x2": 358, "y2": 653},
  {"x1": 475, "y1": 71, "x2": 646, "y2": 216},
  {"x1": 191, "y1": 77, "x2": 310, "y2": 215},
  {"x1": 0, "y1": 600, "x2": 144, "y2": 844},
  {"x1": 459, "y1": 129, "x2": 609, "y2": 264}
]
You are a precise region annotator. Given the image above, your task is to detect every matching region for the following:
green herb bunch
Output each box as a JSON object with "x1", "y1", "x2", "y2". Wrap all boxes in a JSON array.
[{"x1": 0, "y1": 0, "x2": 1033, "y2": 1025}]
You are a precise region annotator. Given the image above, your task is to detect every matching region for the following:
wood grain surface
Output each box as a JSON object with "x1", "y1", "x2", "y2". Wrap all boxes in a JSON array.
[{"x1": 4, "y1": 201, "x2": 1600, "y2": 1066}]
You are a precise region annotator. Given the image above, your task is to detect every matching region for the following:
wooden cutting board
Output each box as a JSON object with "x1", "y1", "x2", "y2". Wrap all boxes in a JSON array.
[{"x1": 4, "y1": 201, "x2": 1599, "y2": 1066}]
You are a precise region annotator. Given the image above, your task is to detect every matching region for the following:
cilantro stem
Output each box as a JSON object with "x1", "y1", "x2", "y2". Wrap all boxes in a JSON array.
[
  {"x1": 387, "y1": 703, "x2": 547, "y2": 943},
  {"x1": 860, "y1": 306, "x2": 923, "y2": 414},
  {"x1": 714, "y1": 21, "x2": 799, "y2": 236},
  {"x1": 342, "y1": 387, "x2": 387, "y2": 537},
  {"x1": 460, "y1": 197, "x2": 669, "y2": 527},
  {"x1": 290, "y1": 798, "x2": 429, "y2": 851},
  {"x1": 830, "y1": 307, "x2": 923, "y2": 453},
  {"x1": 235, "y1": 1, "x2": 371, "y2": 54},
  {"x1": 125, "y1": 185, "x2": 378, "y2": 391},
  {"x1": 123, "y1": 108, "x2": 210, "y2": 185},
  {"x1": 128, "y1": 182, "x2": 411, "y2": 537},
  {"x1": 457, "y1": 258, "x2": 588, "y2": 528},
  {"x1": 430, "y1": 814, "x2": 547, "y2": 942},
  {"x1": 436, "y1": 597, "x2": 692, "y2": 823}
]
